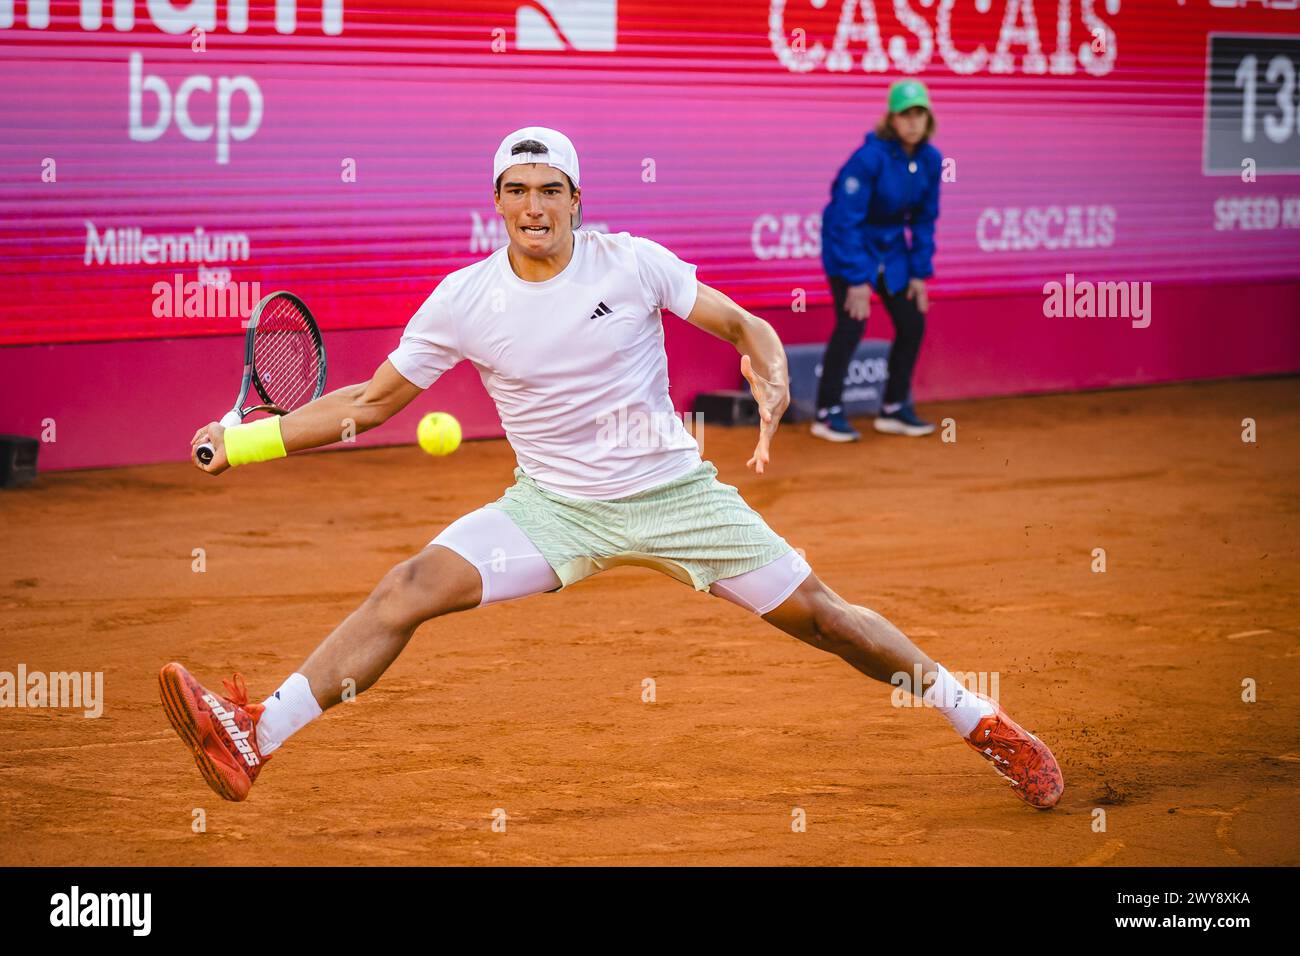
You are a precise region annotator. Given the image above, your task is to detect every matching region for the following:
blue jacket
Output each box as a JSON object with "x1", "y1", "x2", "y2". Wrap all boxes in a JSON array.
[{"x1": 821, "y1": 132, "x2": 942, "y2": 295}]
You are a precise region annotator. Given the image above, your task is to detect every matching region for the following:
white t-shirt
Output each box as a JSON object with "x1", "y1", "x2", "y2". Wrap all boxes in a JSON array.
[{"x1": 388, "y1": 230, "x2": 703, "y2": 499}]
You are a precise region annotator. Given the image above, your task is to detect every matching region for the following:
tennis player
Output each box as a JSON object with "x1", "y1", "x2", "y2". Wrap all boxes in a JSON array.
[{"x1": 162, "y1": 127, "x2": 1063, "y2": 810}]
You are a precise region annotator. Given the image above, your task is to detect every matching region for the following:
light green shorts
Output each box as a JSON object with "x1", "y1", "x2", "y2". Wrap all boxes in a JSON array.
[{"x1": 485, "y1": 460, "x2": 794, "y2": 592}]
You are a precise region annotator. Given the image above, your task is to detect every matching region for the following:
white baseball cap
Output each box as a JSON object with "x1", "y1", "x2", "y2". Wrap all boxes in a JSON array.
[{"x1": 492, "y1": 126, "x2": 580, "y2": 189}]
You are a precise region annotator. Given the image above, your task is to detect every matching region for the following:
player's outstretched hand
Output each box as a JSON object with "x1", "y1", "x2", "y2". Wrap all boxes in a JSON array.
[
  {"x1": 741, "y1": 354, "x2": 788, "y2": 475},
  {"x1": 190, "y1": 422, "x2": 230, "y2": 475}
]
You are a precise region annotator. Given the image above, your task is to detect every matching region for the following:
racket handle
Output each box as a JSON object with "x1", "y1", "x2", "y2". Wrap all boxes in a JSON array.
[{"x1": 196, "y1": 411, "x2": 243, "y2": 466}]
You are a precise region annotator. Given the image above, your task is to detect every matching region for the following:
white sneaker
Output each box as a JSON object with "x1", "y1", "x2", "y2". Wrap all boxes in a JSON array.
[
  {"x1": 874, "y1": 403, "x2": 936, "y2": 437},
  {"x1": 810, "y1": 407, "x2": 861, "y2": 442}
]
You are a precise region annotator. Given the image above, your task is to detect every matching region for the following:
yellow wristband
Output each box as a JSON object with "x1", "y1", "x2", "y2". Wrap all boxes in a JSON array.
[{"x1": 225, "y1": 416, "x2": 287, "y2": 467}]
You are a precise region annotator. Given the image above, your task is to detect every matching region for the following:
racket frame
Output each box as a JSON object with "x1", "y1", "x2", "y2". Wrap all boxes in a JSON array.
[{"x1": 195, "y1": 291, "x2": 327, "y2": 465}]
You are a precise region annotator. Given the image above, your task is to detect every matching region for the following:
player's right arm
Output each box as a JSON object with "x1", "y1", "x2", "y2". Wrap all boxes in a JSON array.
[{"x1": 191, "y1": 360, "x2": 423, "y2": 475}]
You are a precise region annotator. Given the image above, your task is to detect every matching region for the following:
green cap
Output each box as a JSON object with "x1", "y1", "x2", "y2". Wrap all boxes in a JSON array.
[{"x1": 888, "y1": 79, "x2": 931, "y2": 114}]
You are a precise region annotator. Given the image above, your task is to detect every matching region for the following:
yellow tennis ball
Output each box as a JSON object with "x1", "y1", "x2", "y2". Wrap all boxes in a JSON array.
[{"x1": 417, "y1": 412, "x2": 461, "y2": 456}]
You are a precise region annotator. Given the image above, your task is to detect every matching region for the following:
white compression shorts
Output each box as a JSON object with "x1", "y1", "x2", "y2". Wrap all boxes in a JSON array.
[{"x1": 430, "y1": 507, "x2": 811, "y2": 616}]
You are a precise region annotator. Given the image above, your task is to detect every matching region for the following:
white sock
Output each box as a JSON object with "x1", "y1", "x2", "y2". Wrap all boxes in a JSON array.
[
  {"x1": 882, "y1": 402, "x2": 903, "y2": 414},
  {"x1": 256, "y1": 673, "x2": 323, "y2": 756},
  {"x1": 923, "y1": 664, "x2": 995, "y2": 739}
]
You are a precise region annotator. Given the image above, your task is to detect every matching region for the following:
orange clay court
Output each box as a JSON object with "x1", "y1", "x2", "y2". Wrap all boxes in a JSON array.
[{"x1": 1, "y1": 377, "x2": 1297, "y2": 867}]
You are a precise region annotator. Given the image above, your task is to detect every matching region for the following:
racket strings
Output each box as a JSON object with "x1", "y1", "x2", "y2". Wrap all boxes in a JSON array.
[
  {"x1": 256, "y1": 330, "x2": 311, "y2": 400},
  {"x1": 258, "y1": 336, "x2": 317, "y2": 409},
  {"x1": 254, "y1": 331, "x2": 311, "y2": 407},
  {"x1": 252, "y1": 298, "x2": 321, "y2": 411}
]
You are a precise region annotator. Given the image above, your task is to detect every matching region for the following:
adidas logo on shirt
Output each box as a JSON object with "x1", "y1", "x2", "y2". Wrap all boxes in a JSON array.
[{"x1": 589, "y1": 301, "x2": 612, "y2": 320}]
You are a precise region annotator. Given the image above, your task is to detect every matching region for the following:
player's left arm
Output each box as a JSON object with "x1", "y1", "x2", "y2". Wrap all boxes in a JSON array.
[{"x1": 683, "y1": 282, "x2": 788, "y2": 475}]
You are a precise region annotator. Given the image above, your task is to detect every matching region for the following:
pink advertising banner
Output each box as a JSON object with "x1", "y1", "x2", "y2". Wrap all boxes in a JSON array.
[{"x1": 3, "y1": 0, "x2": 1299, "y2": 347}]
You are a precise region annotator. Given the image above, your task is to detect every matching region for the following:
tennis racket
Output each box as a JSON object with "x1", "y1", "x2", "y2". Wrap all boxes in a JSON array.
[{"x1": 195, "y1": 291, "x2": 328, "y2": 466}]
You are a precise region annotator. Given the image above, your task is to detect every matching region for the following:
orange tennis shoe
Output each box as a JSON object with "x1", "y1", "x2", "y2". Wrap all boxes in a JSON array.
[
  {"x1": 159, "y1": 662, "x2": 269, "y2": 802},
  {"x1": 964, "y1": 692, "x2": 1064, "y2": 809}
]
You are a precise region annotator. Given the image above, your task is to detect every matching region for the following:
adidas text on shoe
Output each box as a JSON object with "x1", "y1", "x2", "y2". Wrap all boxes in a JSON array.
[{"x1": 159, "y1": 662, "x2": 269, "y2": 802}]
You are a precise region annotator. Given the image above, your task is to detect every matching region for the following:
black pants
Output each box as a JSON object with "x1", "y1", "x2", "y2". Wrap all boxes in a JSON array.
[{"x1": 816, "y1": 272, "x2": 926, "y2": 411}]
